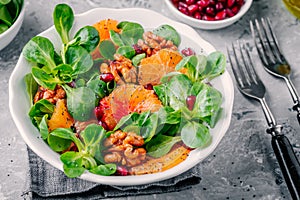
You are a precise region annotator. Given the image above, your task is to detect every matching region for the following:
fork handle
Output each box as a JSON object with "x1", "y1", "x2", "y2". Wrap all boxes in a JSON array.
[
  {"x1": 271, "y1": 134, "x2": 300, "y2": 200},
  {"x1": 292, "y1": 103, "x2": 300, "y2": 125}
]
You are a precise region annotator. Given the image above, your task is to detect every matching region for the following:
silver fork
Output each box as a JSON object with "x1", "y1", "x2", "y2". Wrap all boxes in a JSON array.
[
  {"x1": 227, "y1": 41, "x2": 300, "y2": 200},
  {"x1": 250, "y1": 18, "x2": 300, "y2": 125}
]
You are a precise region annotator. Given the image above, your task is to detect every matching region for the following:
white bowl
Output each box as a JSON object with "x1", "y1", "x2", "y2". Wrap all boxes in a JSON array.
[
  {"x1": 164, "y1": 0, "x2": 253, "y2": 30},
  {"x1": 9, "y1": 8, "x2": 234, "y2": 185},
  {"x1": 0, "y1": 1, "x2": 25, "y2": 51}
]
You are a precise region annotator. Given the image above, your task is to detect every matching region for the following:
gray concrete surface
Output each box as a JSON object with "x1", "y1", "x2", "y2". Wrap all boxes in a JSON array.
[{"x1": 1, "y1": 0, "x2": 300, "y2": 199}]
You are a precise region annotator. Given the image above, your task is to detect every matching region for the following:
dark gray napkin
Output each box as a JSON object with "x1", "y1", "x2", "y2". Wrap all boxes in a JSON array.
[{"x1": 23, "y1": 148, "x2": 201, "y2": 200}]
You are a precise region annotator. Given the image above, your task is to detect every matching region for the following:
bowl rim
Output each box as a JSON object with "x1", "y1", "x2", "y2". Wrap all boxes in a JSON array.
[
  {"x1": 9, "y1": 7, "x2": 234, "y2": 186},
  {"x1": 0, "y1": 0, "x2": 25, "y2": 39},
  {"x1": 164, "y1": 0, "x2": 253, "y2": 25}
]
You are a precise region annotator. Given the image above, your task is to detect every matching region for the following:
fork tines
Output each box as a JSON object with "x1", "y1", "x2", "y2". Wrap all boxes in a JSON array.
[
  {"x1": 227, "y1": 41, "x2": 260, "y2": 89},
  {"x1": 250, "y1": 18, "x2": 287, "y2": 66}
]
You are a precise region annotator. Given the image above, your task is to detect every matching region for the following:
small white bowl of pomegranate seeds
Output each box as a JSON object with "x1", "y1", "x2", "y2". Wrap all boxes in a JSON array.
[{"x1": 165, "y1": 0, "x2": 253, "y2": 29}]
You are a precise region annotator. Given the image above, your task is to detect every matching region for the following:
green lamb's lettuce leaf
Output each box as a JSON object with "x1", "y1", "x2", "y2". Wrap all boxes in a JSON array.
[
  {"x1": 47, "y1": 134, "x2": 72, "y2": 152},
  {"x1": 0, "y1": 0, "x2": 11, "y2": 5},
  {"x1": 154, "y1": 74, "x2": 192, "y2": 111},
  {"x1": 116, "y1": 46, "x2": 135, "y2": 59},
  {"x1": 31, "y1": 66, "x2": 60, "y2": 90},
  {"x1": 89, "y1": 164, "x2": 117, "y2": 176},
  {"x1": 63, "y1": 85, "x2": 96, "y2": 121},
  {"x1": 99, "y1": 40, "x2": 116, "y2": 60},
  {"x1": 65, "y1": 46, "x2": 93, "y2": 76},
  {"x1": 28, "y1": 99, "x2": 55, "y2": 128},
  {"x1": 53, "y1": 3, "x2": 74, "y2": 44},
  {"x1": 110, "y1": 21, "x2": 144, "y2": 47},
  {"x1": 39, "y1": 114, "x2": 49, "y2": 140},
  {"x1": 60, "y1": 151, "x2": 86, "y2": 178},
  {"x1": 113, "y1": 111, "x2": 159, "y2": 143},
  {"x1": 73, "y1": 26, "x2": 100, "y2": 52},
  {"x1": 51, "y1": 124, "x2": 116, "y2": 178},
  {"x1": 181, "y1": 121, "x2": 211, "y2": 148},
  {"x1": 24, "y1": 73, "x2": 38, "y2": 106},
  {"x1": 153, "y1": 24, "x2": 181, "y2": 46},
  {"x1": 146, "y1": 135, "x2": 181, "y2": 158},
  {"x1": 132, "y1": 53, "x2": 146, "y2": 66},
  {"x1": 0, "y1": 5, "x2": 12, "y2": 25},
  {"x1": 0, "y1": 0, "x2": 23, "y2": 33},
  {"x1": 22, "y1": 36, "x2": 57, "y2": 70},
  {"x1": 176, "y1": 51, "x2": 226, "y2": 82},
  {"x1": 192, "y1": 83, "x2": 223, "y2": 127}
]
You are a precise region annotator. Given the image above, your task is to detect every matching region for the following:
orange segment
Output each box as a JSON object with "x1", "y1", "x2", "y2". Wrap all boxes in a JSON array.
[
  {"x1": 129, "y1": 84, "x2": 162, "y2": 113},
  {"x1": 140, "y1": 49, "x2": 182, "y2": 67},
  {"x1": 92, "y1": 19, "x2": 120, "y2": 59},
  {"x1": 48, "y1": 99, "x2": 74, "y2": 132},
  {"x1": 138, "y1": 63, "x2": 174, "y2": 86},
  {"x1": 130, "y1": 145, "x2": 190, "y2": 175},
  {"x1": 138, "y1": 49, "x2": 183, "y2": 85},
  {"x1": 93, "y1": 19, "x2": 120, "y2": 42}
]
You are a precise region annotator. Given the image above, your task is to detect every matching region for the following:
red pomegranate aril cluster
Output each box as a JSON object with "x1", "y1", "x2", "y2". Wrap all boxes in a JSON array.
[
  {"x1": 181, "y1": 47, "x2": 196, "y2": 56},
  {"x1": 186, "y1": 95, "x2": 197, "y2": 110},
  {"x1": 115, "y1": 166, "x2": 128, "y2": 176},
  {"x1": 171, "y1": 0, "x2": 245, "y2": 21},
  {"x1": 100, "y1": 73, "x2": 115, "y2": 82}
]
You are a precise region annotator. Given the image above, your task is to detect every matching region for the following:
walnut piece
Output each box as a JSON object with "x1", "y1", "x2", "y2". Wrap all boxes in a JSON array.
[
  {"x1": 34, "y1": 85, "x2": 66, "y2": 104},
  {"x1": 136, "y1": 31, "x2": 178, "y2": 57},
  {"x1": 103, "y1": 131, "x2": 146, "y2": 167},
  {"x1": 100, "y1": 54, "x2": 137, "y2": 84}
]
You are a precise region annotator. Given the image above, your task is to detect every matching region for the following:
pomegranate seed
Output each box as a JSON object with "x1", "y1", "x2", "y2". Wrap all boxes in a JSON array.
[
  {"x1": 144, "y1": 83, "x2": 154, "y2": 90},
  {"x1": 178, "y1": 1, "x2": 188, "y2": 8},
  {"x1": 206, "y1": 6, "x2": 215, "y2": 16},
  {"x1": 178, "y1": 6, "x2": 188, "y2": 14},
  {"x1": 227, "y1": 0, "x2": 235, "y2": 8},
  {"x1": 208, "y1": 0, "x2": 216, "y2": 6},
  {"x1": 132, "y1": 44, "x2": 143, "y2": 54},
  {"x1": 186, "y1": 95, "x2": 197, "y2": 110},
  {"x1": 194, "y1": 12, "x2": 202, "y2": 19},
  {"x1": 171, "y1": 0, "x2": 241, "y2": 21},
  {"x1": 69, "y1": 143, "x2": 79, "y2": 152},
  {"x1": 202, "y1": 14, "x2": 215, "y2": 21},
  {"x1": 98, "y1": 120, "x2": 109, "y2": 130},
  {"x1": 231, "y1": 5, "x2": 240, "y2": 14},
  {"x1": 94, "y1": 106, "x2": 103, "y2": 120},
  {"x1": 225, "y1": 8, "x2": 235, "y2": 17},
  {"x1": 215, "y1": 9, "x2": 227, "y2": 20},
  {"x1": 100, "y1": 73, "x2": 114, "y2": 82},
  {"x1": 115, "y1": 166, "x2": 128, "y2": 176},
  {"x1": 236, "y1": 0, "x2": 244, "y2": 6},
  {"x1": 188, "y1": 4, "x2": 199, "y2": 14},
  {"x1": 185, "y1": 0, "x2": 195, "y2": 5},
  {"x1": 197, "y1": 0, "x2": 210, "y2": 8},
  {"x1": 67, "y1": 81, "x2": 76, "y2": 88},
  {"x1": 215, "y1": 2, "x2": 224, "y2": 11},
  {"x1": 181, "y1": 47, "x2": 196, "y2": 56}
]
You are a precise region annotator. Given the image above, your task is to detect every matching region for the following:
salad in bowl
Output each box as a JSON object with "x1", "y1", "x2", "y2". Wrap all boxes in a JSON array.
[{"x1": 9, "y1": 4, "x2": 234, "y2": 184}]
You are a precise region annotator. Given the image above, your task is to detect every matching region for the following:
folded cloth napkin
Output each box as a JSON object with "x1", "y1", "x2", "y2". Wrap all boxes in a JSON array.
[{"x1": 23, "y1": 148, "x2": 201, "y2": 200}]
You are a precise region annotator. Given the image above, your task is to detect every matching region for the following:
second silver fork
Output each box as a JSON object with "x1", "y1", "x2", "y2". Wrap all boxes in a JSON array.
[
  {"x1": 227, "y1": 41, "x2": 300, "y2": 200},
  {"x1": 250, "y1": 18, "x2": 300, "y2": 125}
]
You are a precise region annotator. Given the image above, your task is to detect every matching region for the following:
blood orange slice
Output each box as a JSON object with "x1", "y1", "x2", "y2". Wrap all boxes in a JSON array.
[
  {"x1": 99, "y1": 84, "x2": 162, "y2": 130},
  {"x1": 109, "y1": 84, "x2": 138, "y2": 121}
]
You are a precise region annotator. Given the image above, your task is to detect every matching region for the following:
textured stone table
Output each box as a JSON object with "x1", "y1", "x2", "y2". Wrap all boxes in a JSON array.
[{"x1": 1, "y1": 0, "x2": 300, "y2": 199}]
